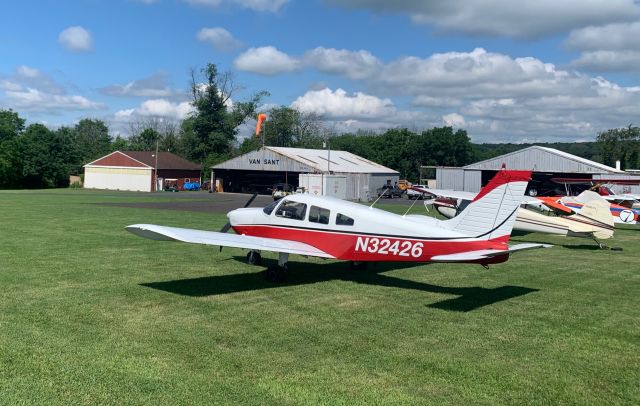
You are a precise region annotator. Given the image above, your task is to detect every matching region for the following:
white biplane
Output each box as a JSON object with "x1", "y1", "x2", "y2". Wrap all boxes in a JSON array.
[{"x1": 127, "y1": 170, "x2": 550, "y2": 281}]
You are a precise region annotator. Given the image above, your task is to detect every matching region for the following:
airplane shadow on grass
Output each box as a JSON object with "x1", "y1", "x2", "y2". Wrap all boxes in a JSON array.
[{"x1": 141, "y1": 257, "x2": 538, "y2": 312}]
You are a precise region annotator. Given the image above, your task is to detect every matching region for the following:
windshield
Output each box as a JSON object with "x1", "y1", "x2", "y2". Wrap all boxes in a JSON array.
[{"x1": 263, "y1": 200, "x2": 280, "y2": 215}]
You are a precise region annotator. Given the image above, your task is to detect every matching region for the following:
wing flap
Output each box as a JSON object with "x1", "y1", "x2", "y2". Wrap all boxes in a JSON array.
[
  {"x1": 126, "y1": 224, "x2": 335, "y2": 258},
  {"x1": 430, "y1": 243, "x2": 552, "y2": 262}
]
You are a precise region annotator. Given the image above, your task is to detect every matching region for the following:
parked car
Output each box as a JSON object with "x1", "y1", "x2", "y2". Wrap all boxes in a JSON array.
[
  {"x1": 376, "y1": 184, "x2": 403, "y2": 198},
  {"x1": 407, "y1": 184, "x2": 429, "y2": 200},
  {"x1": 271, "y1": 183, "x2": 294, "y2": 200},
  {"x1": 183, "y1": 182, "x2": 201, "y2": 191}
]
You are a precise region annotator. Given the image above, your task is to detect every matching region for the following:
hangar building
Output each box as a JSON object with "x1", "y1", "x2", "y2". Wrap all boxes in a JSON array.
[
  {"x1": 84, "y1": 151, "x2": 201, "y2": 192},
  {"x1": 212, "y1": 146, "x2": 399, "y2": 201},
  {"x1": 433, "y1": 146, "x2": 640, "y2": 195}
]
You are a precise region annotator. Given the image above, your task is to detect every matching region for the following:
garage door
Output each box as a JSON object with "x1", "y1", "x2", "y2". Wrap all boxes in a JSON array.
[{"x1": 84, "y1": 167, "x2": 153, "y2": 192}]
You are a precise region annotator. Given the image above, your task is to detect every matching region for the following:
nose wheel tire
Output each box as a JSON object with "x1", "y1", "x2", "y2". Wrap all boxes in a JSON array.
[{"x1": 246, "y1": 251, "x2": 262, "y2": 266}]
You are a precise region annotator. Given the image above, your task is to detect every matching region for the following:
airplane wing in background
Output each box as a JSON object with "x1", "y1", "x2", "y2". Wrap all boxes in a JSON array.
[
  {"x1": 413, "y1": 186, "x2": 554, "y2": 212},
  {"x1": 126, "y1": 224, "x2": 335, "y2": 258},
  {"x1": 430, "y1": 243, "x2": 553, "y2": 262}
]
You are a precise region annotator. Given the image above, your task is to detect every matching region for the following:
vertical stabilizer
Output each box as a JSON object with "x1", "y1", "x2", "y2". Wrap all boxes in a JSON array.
[{"x1": 444, "y1": 170, "x2": 531, "y2": 240}]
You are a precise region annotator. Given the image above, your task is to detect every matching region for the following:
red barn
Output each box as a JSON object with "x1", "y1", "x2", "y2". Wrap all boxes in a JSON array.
[{"x1": 84, "y1": 151, "x2": 201, "y2": 192}]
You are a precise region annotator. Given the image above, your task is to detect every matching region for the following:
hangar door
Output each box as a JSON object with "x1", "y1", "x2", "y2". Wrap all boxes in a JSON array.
[{"x1": 84, "y1": 167, "x2": 153, "y2": 192}]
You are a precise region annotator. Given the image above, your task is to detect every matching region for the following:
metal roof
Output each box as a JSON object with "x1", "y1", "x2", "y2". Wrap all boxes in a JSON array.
[
  {"x1": 213, "y1": 146, "x2": 398, "y2": 174},
  {"x1": 464, "y1": 146, "x2": 624, "y2": 174}
]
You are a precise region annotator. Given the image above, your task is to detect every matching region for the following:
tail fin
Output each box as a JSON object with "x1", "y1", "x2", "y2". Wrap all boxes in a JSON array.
[
  {"x1": 570, "y1": 197, "x2": 615, "y2": 240},
  {"x1": 444, "y1": 170, "x2": 531, "y2": 241}
]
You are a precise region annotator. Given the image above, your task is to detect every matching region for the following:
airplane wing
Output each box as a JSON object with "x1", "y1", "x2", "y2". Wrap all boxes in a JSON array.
[
  {"x1": 126, "y1": 224, "x2": 335, "y2": 258},
  {"x1": 415, "y1": 186, "x2": 552, "y2": 212},
  {"x1": 430, "y1": 243, "x2": 553, "y2": 262},
  {"x1": 412, "y1": 186, "x2": 477, "y2": 201}
]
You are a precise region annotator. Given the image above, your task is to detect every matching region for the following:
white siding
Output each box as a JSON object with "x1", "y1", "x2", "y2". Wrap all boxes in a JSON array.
[{"x1": 84, "y1": 167, "x2": 152, "y2": 192}]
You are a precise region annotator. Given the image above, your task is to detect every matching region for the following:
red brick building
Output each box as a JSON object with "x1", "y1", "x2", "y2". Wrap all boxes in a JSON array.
[{"x1": 84, "y1": 151, "x2": 201, "y2": 192}]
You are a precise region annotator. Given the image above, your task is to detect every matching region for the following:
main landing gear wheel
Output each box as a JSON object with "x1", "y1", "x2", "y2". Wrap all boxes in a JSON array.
[
  {"x1": 246, "y1": 250, "x2": 262, "y2": 266},
  {"x1": 265, "y1": 265, "x2": 288, "y2": 282},
  {"x1": 265, "y1": 252, "x2": 289, "y2": 283}
]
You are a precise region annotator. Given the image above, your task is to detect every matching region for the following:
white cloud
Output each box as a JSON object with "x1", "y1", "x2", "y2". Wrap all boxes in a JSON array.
[
  {"x1": 184, "y1": 0, "x2": 289, "y2": 12},
  {"x1": 292, "y1": 88, "x2": 395, "y2": 119},
  {"x1": 291, "y1": 88, "x2": 424, "y2": 132},
  {"x1": 197, "y1": 27, "x2": 242, "y2": 51},
  {"x1": 327, "y1": 0, "x2": 640, "y2": 38},
  {"x1": 0, "y1": 65, "x2": 103, "y2": 113},
  {"x1": 282, "y1": 46, "x2": 640, "y2": 141},
  {"x1": 571, "y1": 50, "x2": 640, "y2": 72},
  {"x1": 565, "y1": 22, "x2": 640, "y2": 51},
  {"x1": 566, "y1": 22, "x2": 640, "y2": 72},
  {"x1": 16, "y1": 66, "x2": 40, "y2": 78},
  {"x1": 442, "y1": 113, "x2": 466, "y2": 127},
  {"x1": 303, "y1": 47, "x2": 382, "y2": 80},
  {"x1": 0, "y1": 80, "x2": 22, "y2": 92},
  {"x1": 5, "y1": 88, "x2": 104, "y2": 112},
  {"x1": 99, "y1": 72, "x2": 174, "y2": 97},
  {"x1": 58, "y1": 26, "x2": 93, "y2": 53},
  {"x1": 234, "y1": 46, "x2": 301, "y2": 75},
  {"x1": 114, "y1": 99, "x2": 195, "y2": 121}
]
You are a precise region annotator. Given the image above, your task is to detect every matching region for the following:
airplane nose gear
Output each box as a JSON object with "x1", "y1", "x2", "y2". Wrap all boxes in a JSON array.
[
  {"x1": 246, "y1": 250, "x2": 262, "y2": 266},
  {"x1": 264, "y1": 252, "x2": 289, "y2": 282}
]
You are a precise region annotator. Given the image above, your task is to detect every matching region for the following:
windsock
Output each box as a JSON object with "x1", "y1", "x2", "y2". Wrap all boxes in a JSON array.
[{"x1": 255, "y1": 113, "x2": 267, "y2": 137}]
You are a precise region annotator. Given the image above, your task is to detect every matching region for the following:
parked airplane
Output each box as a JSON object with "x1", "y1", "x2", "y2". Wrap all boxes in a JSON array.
[
  {"x1": 127, "y1": 170, "x2": 550, "y2": 281},
  {"x1": 413, "y1": 187, "x2": 615, "y2": 246},
  {"x1": 549, "y1": 178, "x2": 640, "y2": 224}
]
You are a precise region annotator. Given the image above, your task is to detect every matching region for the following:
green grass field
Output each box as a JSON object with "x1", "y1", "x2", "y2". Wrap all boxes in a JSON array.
[{"x1": 1, "y1": 190, "x2": 638, "y2": 405}]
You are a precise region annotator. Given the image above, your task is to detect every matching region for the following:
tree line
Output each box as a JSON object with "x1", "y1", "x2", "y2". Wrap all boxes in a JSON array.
[{"x1": 0, "y1": 62, "x2": 635, "y2": 189}]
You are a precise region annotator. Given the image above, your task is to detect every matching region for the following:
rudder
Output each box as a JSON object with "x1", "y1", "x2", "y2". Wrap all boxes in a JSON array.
[{"x1": 444, "y1": 170, "x2": 531, "y2": 241}]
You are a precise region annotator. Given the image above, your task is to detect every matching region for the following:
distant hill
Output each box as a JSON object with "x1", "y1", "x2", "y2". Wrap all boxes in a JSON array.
[{"x1": 471, "y1": 142, "x2": 601, "y2": 164}]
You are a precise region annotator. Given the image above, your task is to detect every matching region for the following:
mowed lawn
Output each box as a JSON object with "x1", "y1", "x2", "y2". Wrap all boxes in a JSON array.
[{"x1": 0, "y1": 190, "x2": 638, "y2": 405}]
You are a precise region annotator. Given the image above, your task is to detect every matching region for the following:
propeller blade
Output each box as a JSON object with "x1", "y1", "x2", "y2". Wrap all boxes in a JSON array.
[
  {"x1": 244, "y1": 192, "x2": 258, "y2": 208},
  {"x1": 219, "y1": 193, "x2": 258, "y2": 234}
]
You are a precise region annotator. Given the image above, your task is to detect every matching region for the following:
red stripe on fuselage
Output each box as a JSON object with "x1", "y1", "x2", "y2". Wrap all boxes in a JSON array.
[{"x1": 232, "y1": 225, "x2": 509, "y2": 262}]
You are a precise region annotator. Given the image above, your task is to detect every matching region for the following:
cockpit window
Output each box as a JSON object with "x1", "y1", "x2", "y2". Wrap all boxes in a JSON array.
[
  {"x1": 309, "y1": 205, "x2": 330, "y2": 225},
  {"x1": 263, "y1": 200, "x2": 280, "y2": 215},
  {"x1": 275, "y1": 200, "x2": 307, "y2": 220},
  {"x1": 336, "y1": 213, "x2": 354, "y2": 226}
]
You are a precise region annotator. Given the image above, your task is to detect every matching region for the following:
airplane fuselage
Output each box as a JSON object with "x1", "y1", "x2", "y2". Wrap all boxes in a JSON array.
[{"x1": 228, "y1": 194, "x2": 509, "y2": 263}]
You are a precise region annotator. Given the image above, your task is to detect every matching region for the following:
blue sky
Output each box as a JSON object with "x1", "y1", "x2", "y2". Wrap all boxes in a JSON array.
[{"x1": 1, "y1": 0, "x2": 640, "y2": 142}]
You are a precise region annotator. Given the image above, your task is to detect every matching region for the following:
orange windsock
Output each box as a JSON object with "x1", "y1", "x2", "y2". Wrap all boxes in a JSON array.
[{"x1": 255, "y1": 113, "x2": 267, "y2": 137}]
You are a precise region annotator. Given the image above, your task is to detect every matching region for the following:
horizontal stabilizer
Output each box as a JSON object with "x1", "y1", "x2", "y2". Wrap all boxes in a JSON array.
[
  {"x1": 126, "y1": 224, "x2": 334, "y2": 258},
  {"x1": 430, "y1": 243, "x2": 552, "y2": 262}
]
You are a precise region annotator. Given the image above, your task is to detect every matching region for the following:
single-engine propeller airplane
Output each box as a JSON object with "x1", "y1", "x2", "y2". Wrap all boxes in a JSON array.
[{"x1": 126, "y1": 170, "x2": 551, "y2": 281}]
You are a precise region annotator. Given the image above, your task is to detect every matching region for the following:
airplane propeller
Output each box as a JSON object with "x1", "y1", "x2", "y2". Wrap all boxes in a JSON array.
[{"x1": 219, "y1": 192, "x2": 259, "y2": 233}]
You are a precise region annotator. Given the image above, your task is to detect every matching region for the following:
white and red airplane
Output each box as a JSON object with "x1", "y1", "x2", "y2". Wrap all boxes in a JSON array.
[{"x1": 127, "y1": 170, "x2": 550, "y2": 281}]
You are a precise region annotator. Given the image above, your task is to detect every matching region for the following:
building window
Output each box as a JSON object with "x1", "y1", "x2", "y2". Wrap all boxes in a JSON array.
[
  {"x1": 309, "y1": 205, "x2": 330, "y2": 225},
  {"x1": 336, "y1": 213, "x2": 354, "y2": 226},
  {"x1": 275, "y1": 200, "x2": 307, "y2": 220}
]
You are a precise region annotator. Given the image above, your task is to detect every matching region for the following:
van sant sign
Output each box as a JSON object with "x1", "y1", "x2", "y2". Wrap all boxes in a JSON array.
[{"x1": 249, "y1": 158, "x2": 280, "y2": 165}]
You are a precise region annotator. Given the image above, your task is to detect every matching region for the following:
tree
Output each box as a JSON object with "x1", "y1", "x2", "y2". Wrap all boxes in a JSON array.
[
  {"x1": 128, "y1": 128, "x2": 161, "y2": 151},
  {"x1": 0, "y1": 109, "x2": 25, "y2": 142},
  {"x1": 17, "y1": 124, "x2": 76, "y2": 188},
  {"x1": 597, "y1": 125, "x2": 640, "y2": 169},
  {"x1": 73, "y1": 119, "x2": 112, "y2": 164},
  {"x1": 185, "y1": 63, "x2": 268, "y2": 168}
]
